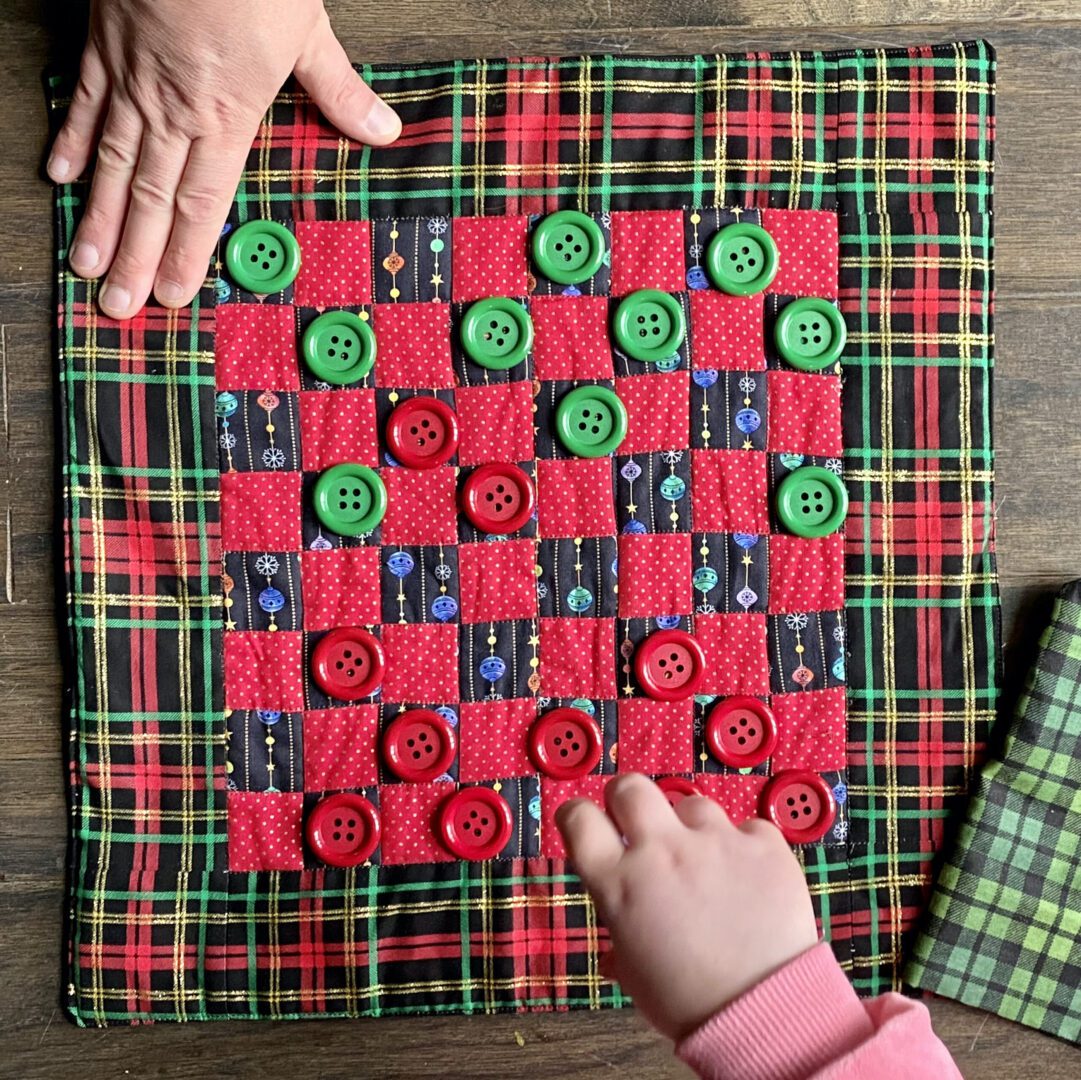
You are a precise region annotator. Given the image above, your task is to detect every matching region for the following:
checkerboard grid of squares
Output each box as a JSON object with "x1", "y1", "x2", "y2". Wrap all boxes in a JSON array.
[{"x1": 216, "y1": 207, "x2": 849, "y2": 872}]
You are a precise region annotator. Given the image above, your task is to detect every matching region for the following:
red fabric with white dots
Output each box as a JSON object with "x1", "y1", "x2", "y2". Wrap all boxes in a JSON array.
[
  {"x1": 299, "y1": 389, "x2": 379, "y2": 471},
  {"x1": 539, "y1": 774, "x2": 613, "y2": 857},
  {"x1": 695, "y1": 773, "x2": 769, "y2": 826},
  {"x1": 617, "y1": 533, "x2": 693, "y2": 618},
  {"x1": 690, "y1": 449, "x2": 770, "y2": 533},
  {"x1": 768, "y1": 534, "x2": 846, "y2": 615},
  {"x1": 293, "y1": 221, "x2": 373, "y2": 307},
  {"x1": 530, "y1": 295, "x2": 614, "y2": 381},
  {"x1": 761, "y1": 209, "x2": 839, "y2": 299},
  {"x1": 371, "y1": 303, "x2": 454, "y2": 388},
  {"x1": 616, "y1": 698, "x2": 695, "y2": 774},
  {"x1": 695, "y1": 613, "x2": 770, "y2": 696},
  {"x1": 767, "y1": 369, "x2": 844, "y2": 456},
  {"x1": 227, "y1": 791, "x2": 305, "y2": 871},
  {"x1": 381, "y1": 622, "x2": 460, "y2": 703},
  {"x1": 615, "y1": 371, "x2": 691, "y2": 453},
  {"x1": 302, "y1": 705, "x2": 380, "y2": 789},
  {"x1": 301, "y1": 547, "x2": 381, "y2": 630},
  {"x1": 223, "y1": 631, "x2": 304, "y2": 711},
  {"x1": 688, "y1": 290, "x2": 766, "y2": 371},
  {"x1": 216, "y1": 304, "x2": 300, "y2": 391},
  {"x1": 771, "y1": 686, "x2": 848, "y2": 771},
  {"x1": 458, "y1": 698, "x2": 538, "y2": 782},
  {"x1": 380, "y1": 465, "x2": 458, "y2": 544},
  {"x1": 220, "y1": 471, "x2": 302, "y2": 552},
  {"x1": 378, "y1": 783, "x2": 454, "y2": 865},
  {"x1": 458, "y1": 538, "x2": 538, "y2": 623},
  {"x1": 536, "y1": 458, "x2": 617, "y2": 538},
  {"x1": 455, "y1": 381, "x2": 535, "y2": 465},
  {"x1": 539, "y1": 617, "x2": 617, "y2": 699},
  {"x1": 451, "y1": 215, "x2": 530, "y2": 301},
  {"x1": 609, "y1": 209, "x2": 686, "y2": 296}
]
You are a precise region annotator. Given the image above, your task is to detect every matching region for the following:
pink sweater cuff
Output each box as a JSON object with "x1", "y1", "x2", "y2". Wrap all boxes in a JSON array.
[{"x1": 675, "y1": 942, "x2": 874, "y2": 1080}]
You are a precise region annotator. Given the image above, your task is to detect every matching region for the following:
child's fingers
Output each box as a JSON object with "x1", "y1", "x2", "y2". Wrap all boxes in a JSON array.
[
  {"x1": 604, "y1": 773, "x2": 678, "y2": 846},
  {"x1": 555, "y1": 798, "x2": 623, "y2": 891},
  {"x1": 674, "y1": 792, "x2": 732, "y2": 832},
  {"x1": 48, "y1": 44, "x2": 109, "y2": 184},
  {"x1": 294, "y1": 13, "x2": 401, "y2": 146}
]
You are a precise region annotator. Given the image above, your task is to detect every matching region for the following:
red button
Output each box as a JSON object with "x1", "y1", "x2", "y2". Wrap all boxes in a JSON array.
[
  {"x1": 633, "y1": 629, "x2": 706, "y2": 701},
  {"x1": 706, "y1": 696, "x2": 778, "y2": 769},
  {"x1": 656, "y1": 776, "x2": 702, "y2": 806},
  {"x1": 759, "y1": 770, "x2": 837, "y2": 844},
  {"x1": 306, "y1": 792, "x2": 380, "y2": 867},
  {"x1": 461, "y1": 463, "x2": 536, "y2": 534},
  {"x1": 438, "y1": 787, "x2": 514, "y2": 860},
  {"x1": 385, "y1": 396, "x2": 459, "y2": 469},
  {"x1": 528, "y1": 707, "x2": 603, "y2": 780},
  {"x1": 311, "y1": 627, "x2": 384, "y2": 701},
  {"x1": 382, "y1": 709, "x2": 458, "y2": 782}
]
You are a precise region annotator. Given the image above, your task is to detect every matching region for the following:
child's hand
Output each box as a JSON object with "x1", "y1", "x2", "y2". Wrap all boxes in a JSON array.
[
  {"x1": 556, "y1": 773, "x2": 818, "y2": 1041},
  {"x1": 47, "y1": 0, "x2": 401, "y2": 319}
]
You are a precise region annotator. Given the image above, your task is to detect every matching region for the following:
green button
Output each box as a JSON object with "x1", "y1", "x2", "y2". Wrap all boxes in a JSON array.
[
  {"x1": 460, "y1": 298, "x2": 534, "y2": 370},
  {"x1": 313, "y1": 463, "x2": 387, "y2": 537},
  {"x1": 706, "y1": 222, "x2": 778, "y2": 296},
  {"x1": 612, "y1": 289, "x2": 686, "y2": 364},
  {"x1": 532, "y1": 211, "x2": 606, "y2": 285},
  {"x1": 302, "y1": 311, "x2": 376, "y2": 385},
  {"x1": 555, "y1": 385, "x2": 628, "y2": 458},
  {"x1": 776, "y1": 466, "x2": 848, "y2": 538},
  {"x1": 774, "y1": 298, "x2": 847, "y2": 372},
  {"x1": 225, "y1": 220, "x2": 301, "y2": 294}
]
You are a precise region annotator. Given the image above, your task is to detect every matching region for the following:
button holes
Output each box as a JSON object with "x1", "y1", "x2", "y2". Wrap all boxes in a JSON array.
[
  {"x1": 352, "y1": 502, "x2": 360, "y2": 510},
  {"x1": 803, "y1": 806, "x2": 813, "y2": 815},
  {"x1": 332, "y1": 831, "x2": 341, "y2": 841},
  {"x1": 591, "y1": 426, "x2": 600, "y2": 435},
  {"x1": 421, "y1": 418, "x2": 431, "y2": 428},
  {"x1": 637, "y1": 315, "x2": 645, "y2": 324},
  {"x1": 485, "y1": 492, "x2": 494, "y2": 502},
  {"x1": 799, "y1": 792, "x2": 808, "y2": 802},
  {"x1": 335, "y1": 660, "x2": 344, "y2": 670},
  {"x1": 578, "y1": 422, "x2": 587, "y2": 431},
  {"x1": 813, "y1": 336, "x2": 822, "y2": 344},
  {"x1": 343, "y1": 649, "x2": 352, "y2": 658},
  {"x1": 257, "y1": 243, "x2": 266, "y2": 252},
  {"x1": 649, "y1": 313, "x2": 659, "y2": 322},
  {"x1": 489, "y1": 320, "x2": 499, "y2": 328},
  {"x1": 261, "y1": 262, "x2": 270, "y2": 271},
  {"x1": 345, "y1": 832, "x2": 355, "y2": 842},
  {"x1": 564, "y1": 233, "x2": 574, "y2": 243},
  {"x1": 339, "y1": 501, "x2": 347, "y2": 510},
  {"x1": 481, "y1": 817, "x2": 490, "y2": 826},
  {"x1": 331, "y1": 336, "x2": 340, "y2": 344},
  {"x1": 728, "y1": 726, "x2": 738, "y2": 735},
  {"x1": 249, "y1": 254, "x2": 258, "y2": 263},
  {"x1": 786, "y1": 797, "x2": 796, "y2": 806},
  {"x1": 737, "y1": 736, "x2": 746, "y2": 745},
  {"x1": 801, "y1": 492, "x2": 810, "y2": 501},
  {"x1": 573, "y1": 244, "x2": 582, "y2": 253},
  {"x1": 739, "y1": 717, "x2": 748, "y2": 726},
  {"x1": 334, "y1": 818, "x2": 343, "y2": 827},
  {"x1": 469, "y1": 809, "x2": 478, "y2": 819},
  {"x1": 496, "y1": 484, "x2": 505, "y2": 493},
  {"x1": 406, "y1": 738, "x2": 415, "y2": 747},
  {"x1": 729, "y1": 252, "x2": 738, "y2": 261},
  {"x1": 495, "y1": 338, "x2": 505, "y2": 347},
  {"x1": 328, "y1": 349, "x2": 337, "y2": 357},
  {"x1": 410, "y1": 425, "x2": 419, "y2": 435}
]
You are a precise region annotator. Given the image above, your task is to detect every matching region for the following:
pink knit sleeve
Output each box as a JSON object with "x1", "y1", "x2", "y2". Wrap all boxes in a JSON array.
[{"x1": 675, "y1": 941, "x2": 961, "y2": 1080}]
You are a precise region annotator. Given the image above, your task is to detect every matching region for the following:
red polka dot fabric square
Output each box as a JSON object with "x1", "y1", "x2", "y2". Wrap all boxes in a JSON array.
[
  {"x1": 224, "y1": 630, "x2": 304, "y2": 711},
  {"x1": 695, "y1": 774, "x2": 768, "y2": 826},
  {"x1": 539, "y1": 774, "x2": 612, "y2": 857},
  {"x1": 293, "y1": 221, "x2": 373, "y2": 307},
  {"x1": 688, "y1": 290, "x2": 766, "y2": 371},
  {"x1": 228, "y1": 790, "x2": 304, "y2": 871},
  {"x1": 301, "y1": 547, "x2": 381, "y2": 630},
  {"x1": 456, "y1": 382, "x2": 534, "y2": 465},
  {"x1": 761, "y1": 209, "x2": 839, "y2": 299},
  {"x1": 695, "y1": 613, "x2": 769, "y2": 696},
  {"x1": 458, "y1": 698, "x2": 537, "y2": 782},
  {"x1": 690, "y1": 450, "x2": 769, "y2": 533},
  {"x1": 536, "y1": 458, "x2": 616, "y2": 539},
  {"x1": 616, "y1": 698, "x2": 694, "y2": 774},
  {"x1": 380, "y1": 466, "x2": 458, "y2": 545},
  {"x1": 451, "y1": 215, "x2": 529, "y2": 302},
  {"x1": 766, "y1": 370, "x2": 843, "y2": 456},
  {"x1": 220, "y1": 471, "x2": 302, "y2": 552},
  {"x1": 378, "y1": 782, "x2": 453, "y2": 865},
  {"x1": 617, "y1": 533, "x2": 692, "y2": 618},
  {"x1": 539, "y1": 617, "x2": 617, "y2": 699},
  {"x1": 458, "y1": 539, "x2": 538, "y2": 624},
  {"x1": 216, "y1": 304, "x2": 299, "y2": 391},
  {"x1": 609, "y1": 210, "x2": 685, "y2": 296},
  {"x1": 771, "y1": 686, "x2": 847, "y2": 771},
  {"x1": 614, "y1": 372, "x2": 690, "y2": 454},
  {"x1": 768, "y1": 534, "x2": 846, "y2": 615},
  {"x1": 381, "y1": 622, "x2": 459, "y2": 703},
  {"x1": 530, "y1": 295, "x2": 613, "y2": 381},
  {"x1": 299, "y1": 389, "x2": 378, "y2": 471},
  {"x1": 302, "y1": 705, "x2": 380, "y2": 790},
  {"x1": 372, "y1": 303, "x2": 453, "y2": 388}
]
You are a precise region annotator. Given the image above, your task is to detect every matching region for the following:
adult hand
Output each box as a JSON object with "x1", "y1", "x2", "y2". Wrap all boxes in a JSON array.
[{"x1": 47, "y1": 0, "x2": 400, "y2": 319}]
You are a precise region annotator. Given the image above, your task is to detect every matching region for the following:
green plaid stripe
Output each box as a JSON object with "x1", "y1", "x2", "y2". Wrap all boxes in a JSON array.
[{"x1": 907, "y1": 581, "x2": 1081, "y2": 1042}]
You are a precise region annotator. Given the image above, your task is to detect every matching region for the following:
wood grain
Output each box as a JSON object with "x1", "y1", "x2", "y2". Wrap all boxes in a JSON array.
[{"x1": 1, "y1": 1, "x2": 1080, "y2": 1075}]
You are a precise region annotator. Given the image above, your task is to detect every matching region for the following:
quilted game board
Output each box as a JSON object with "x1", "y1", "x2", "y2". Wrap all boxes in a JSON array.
[{"x1": 49, "y1": 42, "x2": 998, "y2": 1024}]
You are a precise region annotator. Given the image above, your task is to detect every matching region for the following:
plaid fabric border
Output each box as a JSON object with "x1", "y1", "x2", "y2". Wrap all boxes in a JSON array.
[
  {"x1": 49, "y1": 41, "x2": 997, "y2": 1023},
  {"x1": 907, "y1": 580, "x2": 1081, "y2": 1043}
]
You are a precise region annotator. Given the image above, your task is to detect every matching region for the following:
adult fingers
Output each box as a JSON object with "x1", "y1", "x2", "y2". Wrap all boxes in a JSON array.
[
  {"x1": 294, "y1": 13, "x2": 401, "y2": 146},
  {"x1": 154, "y1": 132, "x2": 254, "y2": 308},
  {"x1": 67, "y1": 98, "x2": 142, "y2": 280},
  {"x1": 48, "y1": 43, "x2": 109, "y2": 184},
  {"x1": 555, "y1": 798, "x2": 624, "y2": 896},
  {"x1": 674, "y1": 792, "x2": 732, "y2": 832},
  {"x1": 604, "y1": 773, "x2": 678, "y2": 846},
  {"x1": 98, "y1": 131, "x2": 191, "y2": 318}
]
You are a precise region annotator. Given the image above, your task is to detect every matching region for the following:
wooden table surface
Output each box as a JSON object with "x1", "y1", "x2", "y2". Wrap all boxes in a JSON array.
[{"x1": 2, "y1": 1, "x2": 1081, "y2": 1076}]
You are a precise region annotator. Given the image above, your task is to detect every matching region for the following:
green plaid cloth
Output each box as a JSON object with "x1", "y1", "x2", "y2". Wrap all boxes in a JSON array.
[{"x1": 907, "y1": 580, "x2": 1081, "y2": 1042}]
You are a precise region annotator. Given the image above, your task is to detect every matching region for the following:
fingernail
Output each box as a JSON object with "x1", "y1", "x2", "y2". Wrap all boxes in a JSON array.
[
  {"x1": 48, "y1": 154, "x2": 71, "y2": 181},
  {"x1": 99, "y1": 283, "x2": 132, "y2": 316},
  {"x1": 156, "y1": 279, "x2": 184, "y2": 305},
  {"x1": 69, "y1": 241, "x2": 99, "y2": 273},
  {"x1": 366, "y1": 99, "x2": 401, "y2": 140}
]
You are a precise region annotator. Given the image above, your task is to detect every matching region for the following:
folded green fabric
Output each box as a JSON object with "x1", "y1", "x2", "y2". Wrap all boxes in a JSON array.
[{"x1": 907, "y1": 581, "x2": 1081, "y2": 1042}]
